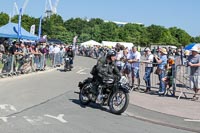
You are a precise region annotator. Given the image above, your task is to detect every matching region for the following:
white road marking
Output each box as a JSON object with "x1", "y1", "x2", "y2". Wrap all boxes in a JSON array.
[
  {"x1": 0, "y1": 117, "x2": 9, "y2": 122},
  {"x1": 76, "y1": 68, "x2": 89, "y2": 75},
  {"x1": 44, "y1": 114, "x2": 68, "y2": 123},
  {"x1": 23, "y1": 116, "x2": 50, "y2": 125},
  {"x1": 184, "y1": 119, "x2": 200, "y2": 122},
  {"x1": 0, "y1": 104, "x2": 17, "y2": 112}
]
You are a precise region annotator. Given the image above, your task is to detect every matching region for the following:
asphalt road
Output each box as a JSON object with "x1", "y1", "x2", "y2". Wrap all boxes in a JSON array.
[{"x1": 0, "y1": 56, "x2": 195, "y2": 133}]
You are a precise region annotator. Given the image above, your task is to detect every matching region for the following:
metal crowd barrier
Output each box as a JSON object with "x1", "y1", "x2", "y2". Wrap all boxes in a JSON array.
[
  {"x1": 174, "y1": 65, "x2": 196, "y2": 100},
  {"x1": 0, "y1": 54, "x2": 15, "y2": 77},
  {"x1": 0, "y1": 52, "x2": 64, "y2": 78},
  {"x1": 132, "y1": 62, "x2": 198, "y2": 100},
  {"x1": 137, "y1": 62, "x2": 160, "y2": 89},
  {"x1": 126, "y1": 61, "x2": 175, "y2": 96}
]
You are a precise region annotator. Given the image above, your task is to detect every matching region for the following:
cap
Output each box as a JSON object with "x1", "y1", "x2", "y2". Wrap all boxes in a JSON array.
[
  {"x1": 190, "y1": 47, "x2": 199, "y2": 52},
  {"x1": 144, "y1": 47, "x2": 150, "y2": 51}
]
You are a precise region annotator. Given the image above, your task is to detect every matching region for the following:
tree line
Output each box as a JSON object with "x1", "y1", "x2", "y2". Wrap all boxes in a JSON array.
[{"x1": 0, "y1": 12, "x2": 200, "y2": 47}]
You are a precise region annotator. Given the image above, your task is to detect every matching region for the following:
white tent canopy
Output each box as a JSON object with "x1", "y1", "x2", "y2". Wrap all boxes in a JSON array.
[
  {"x1": 102, "y1": 41, "x2": 134, "y2": 49},
  {"x1": 81, "y1": 40, "x2": 101, "y2": 47}
]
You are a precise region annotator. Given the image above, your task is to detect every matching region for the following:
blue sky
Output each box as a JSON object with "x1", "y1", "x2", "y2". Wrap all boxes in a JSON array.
[{"x1": 0, "y1": 0, "x2": 199, "y2": 37}]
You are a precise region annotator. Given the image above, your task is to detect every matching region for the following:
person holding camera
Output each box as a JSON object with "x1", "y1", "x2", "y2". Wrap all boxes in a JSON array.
[{"x1": 154, "y1": 48, "x2": 168, "y2": 95}]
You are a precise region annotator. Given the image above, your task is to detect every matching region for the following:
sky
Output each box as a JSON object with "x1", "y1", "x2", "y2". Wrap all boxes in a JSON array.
[{"x1": 0, "y1": 0, "x2": 199, "y2": 37}]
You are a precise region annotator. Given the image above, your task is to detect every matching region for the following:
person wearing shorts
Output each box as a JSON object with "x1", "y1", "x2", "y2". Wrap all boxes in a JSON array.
[
  {"x1": 128, "y1": 46, "x2": 141, "y2": 90},
  {"x1": 187, "y1": 47, "x2": 200, "y2": 101}
]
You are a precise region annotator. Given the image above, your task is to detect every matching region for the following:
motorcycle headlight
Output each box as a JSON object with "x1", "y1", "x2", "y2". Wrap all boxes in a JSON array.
[{"x1": 120, "y1": 76, "x2": 128, "y2": 84}]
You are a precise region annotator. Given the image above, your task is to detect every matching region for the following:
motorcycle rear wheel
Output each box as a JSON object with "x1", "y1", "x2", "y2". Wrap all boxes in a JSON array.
[{"x1": 109, "y1": 90, "x2": 129, "y2": 115}]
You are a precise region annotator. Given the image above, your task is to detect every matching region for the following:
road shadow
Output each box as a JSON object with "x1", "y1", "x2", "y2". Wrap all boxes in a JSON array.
[
  {"x1": 69, "y1": 98, "x2": 110, "y2": 113},
  {"x1": 176, "y1": 83, "x2": 190, "y2": 88},
  {"x1": 56, "y1": 68, "x2": 72, "y2": 72}
]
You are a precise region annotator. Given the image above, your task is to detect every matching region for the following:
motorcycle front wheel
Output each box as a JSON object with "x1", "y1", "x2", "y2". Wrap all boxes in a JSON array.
[
  {"x1": 79, "y1": 84, "x2": 90, "y2": 105},
  {"x1": 109, "y1": 90, "x2": 129, "y2": 115}
]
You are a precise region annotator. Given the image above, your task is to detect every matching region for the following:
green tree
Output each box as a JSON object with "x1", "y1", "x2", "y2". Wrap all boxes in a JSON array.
[
  {"x1": 0, "y1": 12, "x2": 196, "y2": 46},
  {"x1": 193, "y1": 36, "x2": 200, "y2": 43},
  {"x1": 79, "y1": 33, "x2": 91, "y2": 43},
  {"x1": 12, "y1": 14, "x2": 36, "y2": 33},
  {"x1": 49, "y1": 14, "x2": 64, "y2": 26},
  {"x1": 42, "y1": 16, "x2": 71, "y2": 43},
  {"x1": 88, "y1": 18, "x2": 104, "y2": 27},
  {"x1": 0, "y1": 12, "x2": 9, "y2": 26},
  {"x1": 169, "y1": 27, "x2": 191, "y2": 46},
  {"x1": 147, "y1": 25, "x2": 179, "y2": 46},
  {"x1": 121, "y1": 24, "x2": 149, "y2": 46},
  {"x1": 99, "y1": 22, "x2": 118, "y2": 41},
  {"x1": 64, "y1": 18, "x2": 88, "y2": 35}
]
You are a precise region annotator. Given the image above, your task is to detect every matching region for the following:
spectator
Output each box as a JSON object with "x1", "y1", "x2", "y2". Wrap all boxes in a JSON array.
[
  {"x1": 184, "y1": 50, "x2": 190, "y2": 59},
  {"x1": 0, "y1": 43, "x2": 5, "y2": 61},
  {"x1": 154, "y1": 48, "x2": 168, "y2": 95},
  {"x1": 121, "y1": 49, "x2": 132, "y2": 86},
  {"x1": 115, "y1": 48, "x2": 123, "y2": 71},
  {"x1": 128, "y1": 46, "x2": 141, "y2": 90},
  {"x1": 162, "y1": 56, "x2": 175, "y2": 91},
  {"x1": 187, "y1": 47, "x2": 200, "y2": 101},
  {"x1": 143, "y1": 47, "x2": 154, "y2": 93},
  {"x1": 0, "y1": 44, "x2": 5, "y2": 53}
]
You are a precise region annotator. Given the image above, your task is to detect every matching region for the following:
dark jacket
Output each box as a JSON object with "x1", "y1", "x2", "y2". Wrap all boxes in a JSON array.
[
  {"x1": 95, "y1": 56, "x2": 121, "y2": 81},
  {"x1": 66, "y1": 50, "x2": 74, "y2": 58}
]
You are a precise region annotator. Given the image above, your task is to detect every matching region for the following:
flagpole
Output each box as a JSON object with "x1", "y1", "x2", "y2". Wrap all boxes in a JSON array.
[
  {"x1": 38, "y1": 16, "x2": 42, "y2": 40},
  {"x1": 18, "y1": 8, "x2": 22, "y2": 41}
]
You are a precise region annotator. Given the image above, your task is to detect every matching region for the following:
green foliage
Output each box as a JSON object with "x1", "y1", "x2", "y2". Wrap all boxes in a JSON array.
[
  {"x1": 99, "y1": 22, "x2": 118, "y2": 41},
  {"x1": 0, "y1": 12, "x2": 197, "y2": 47},
  {"x1": 169, "y1": 27, "x2": 191, "y2": 46},
  {"x1": 193, "y1": 36, "x2": 200, "y2": 43},
  {"x1": 64, "y1": 18, "x2": 88, "y2": 35},
  {"x1": 0, "y1": 12, "x2": 9, "y2": 26}
]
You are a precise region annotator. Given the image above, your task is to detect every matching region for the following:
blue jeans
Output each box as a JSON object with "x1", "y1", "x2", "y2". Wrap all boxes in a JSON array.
[
  {"x1": 143, "y1": 67, "x2": 152, "y2": 89},
  {"x1": 158, "y1": 70, "x2": 166, "y2": 93}
]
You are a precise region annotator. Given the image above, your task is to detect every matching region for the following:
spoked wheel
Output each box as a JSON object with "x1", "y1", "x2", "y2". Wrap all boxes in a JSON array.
[
  {"x1": 109, "y1": 90, "x2": 129, "y2": 115},
  {"x1": 79, "y1": 84, "x2": 91, "y2": 105}
]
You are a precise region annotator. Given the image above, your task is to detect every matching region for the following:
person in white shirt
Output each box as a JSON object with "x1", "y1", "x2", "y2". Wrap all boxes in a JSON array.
[
  {"x1": 115, "y1": 48, "x2": 123, "y2": 72},
  {"x1": 48, "y1": 44, "x2": 55, "y2": 66},
  {"x1": 128, "y1": 46, "x2": 141, "y2": 89},
  {"x1": 142, "y1": 47, "x2": 154, "y2": 92},
  {"x1": 54, "y1": 44, "x2": 61, "y2": 66}
]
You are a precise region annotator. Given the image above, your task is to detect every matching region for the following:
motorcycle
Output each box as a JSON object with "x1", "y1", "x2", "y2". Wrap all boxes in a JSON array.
[
  {"x1": 78, "y1": 76, "x2": 130, "y2": 115},
  {"x1": 63, "y1": 56, "x2": 72, "y2": 71}
]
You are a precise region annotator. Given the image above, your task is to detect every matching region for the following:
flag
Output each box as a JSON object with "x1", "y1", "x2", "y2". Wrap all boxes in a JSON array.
[
  {"x1": 30, "y1": 24, "x2": 35, "y2": 34},
  {"x1": 38, "y1": 16, "x2": 42, "y2": 39},
  {"x1": 18, "y1": 8, "x2": 22, "y2": 39}
]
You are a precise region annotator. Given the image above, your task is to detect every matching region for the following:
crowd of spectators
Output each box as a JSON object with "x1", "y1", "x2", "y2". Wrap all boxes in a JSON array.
[
  {"x1": 1, "y1": 40, "x2": 199, "y2": 100},
  {"x1": 0, "y1": 40, "x2": 70, "y2": 75},
  {"x1": 77, "y1": 43, "x2": 200, "y2": 99}
]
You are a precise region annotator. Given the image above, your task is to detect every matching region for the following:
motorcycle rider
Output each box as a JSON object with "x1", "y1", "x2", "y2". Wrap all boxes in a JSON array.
[
  {"x1": 91, "y1": 50, "x2": 121, "y2": 103},
  {"x1": 65, "y1": 46, "x2": 74, "y2": 68}
]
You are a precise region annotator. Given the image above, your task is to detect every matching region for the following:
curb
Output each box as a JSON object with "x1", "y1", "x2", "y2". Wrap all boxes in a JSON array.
[
  {"x1": 0, "y1": 67, "x2": 58, "y2": 81},
  {"x1": 123, "y1": 111, "x2": 200, "y2": 133}
]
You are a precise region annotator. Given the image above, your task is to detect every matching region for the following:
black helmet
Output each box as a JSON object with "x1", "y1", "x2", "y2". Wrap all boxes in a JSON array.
[{"x1": 106, "y1": 50, "x2": 116, "y2": 58}]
